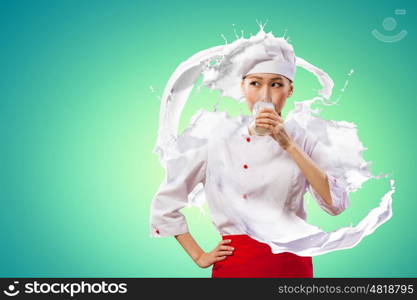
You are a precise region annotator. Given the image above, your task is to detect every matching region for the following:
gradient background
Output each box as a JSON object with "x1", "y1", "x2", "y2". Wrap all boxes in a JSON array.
[{"x1": 1, "y1": 0, "x2": 416, "y2": 277}]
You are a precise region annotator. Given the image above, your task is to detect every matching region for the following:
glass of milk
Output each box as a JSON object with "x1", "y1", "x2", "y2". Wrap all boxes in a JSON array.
[{"x1": 249, "y1": 101, "x2": 276, "y2": 136}]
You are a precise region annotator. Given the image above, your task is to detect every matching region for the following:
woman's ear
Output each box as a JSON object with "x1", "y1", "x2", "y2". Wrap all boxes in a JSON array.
[{"x1": 288, "y1": 82, "x2": 294, "y2": 98}]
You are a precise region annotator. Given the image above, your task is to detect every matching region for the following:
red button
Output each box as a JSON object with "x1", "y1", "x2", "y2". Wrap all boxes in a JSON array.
[
  {"x1": 242, "y1": 194, "x2": 247, "y2": 199},
  {"x1": 243, "y1": 164, "x2": 248, "y2": 169},
  {"x1": 155, "y1": 229, "x2": 160, "y2": 234},
  {"x1": 246, "y1": 137, "x2": 251, "y2": 142}
]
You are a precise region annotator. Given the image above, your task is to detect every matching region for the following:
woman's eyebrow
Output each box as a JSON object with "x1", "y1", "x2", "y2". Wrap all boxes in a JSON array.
[{"x1": 248, "y1": 76, "x2": 283, "y2": 81}]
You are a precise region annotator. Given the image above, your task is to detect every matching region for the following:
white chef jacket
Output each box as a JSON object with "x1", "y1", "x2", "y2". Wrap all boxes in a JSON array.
[{"x1": 149, "y1": 109, "x2": 350, "y2": 243}]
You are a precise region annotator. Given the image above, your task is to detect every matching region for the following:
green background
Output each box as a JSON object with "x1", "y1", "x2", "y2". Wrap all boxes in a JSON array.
[{"x1": 1, "y1": 0, "x2": 415, "y2": 277}]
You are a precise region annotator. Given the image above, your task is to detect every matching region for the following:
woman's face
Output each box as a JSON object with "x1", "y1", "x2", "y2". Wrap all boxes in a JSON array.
[{"x1": 241, "y1": 73, "x2": 294, "y2": 114}]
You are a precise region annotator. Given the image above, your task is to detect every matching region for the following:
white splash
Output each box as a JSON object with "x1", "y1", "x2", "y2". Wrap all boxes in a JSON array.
[{"x1": 152, "y1": 23, "x2": 395, "y2": 256}]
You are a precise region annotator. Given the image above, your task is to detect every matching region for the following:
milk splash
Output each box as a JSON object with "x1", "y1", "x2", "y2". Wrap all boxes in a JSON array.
[{"x1": 152, "y1": 22, "x2": 395, "y2": 256}]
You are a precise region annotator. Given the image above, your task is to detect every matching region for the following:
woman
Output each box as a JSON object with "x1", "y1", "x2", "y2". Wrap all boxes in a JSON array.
[
  {"x1": 149, "y1": 29, "x2": 393, "y2": 277},
  {"x1": 208, "y1": 71, "x2": 324, "y2": 277},
  {"x1": 150, "y1": 57, "x2": 347, "y2": 277}
]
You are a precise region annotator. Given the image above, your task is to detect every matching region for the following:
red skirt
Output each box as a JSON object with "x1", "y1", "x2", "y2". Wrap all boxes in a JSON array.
[{"x1": 211, "y1": 234, "x2": 313, "y2": 278}]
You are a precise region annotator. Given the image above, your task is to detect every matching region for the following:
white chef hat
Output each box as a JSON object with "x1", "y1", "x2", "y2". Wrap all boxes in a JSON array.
[
  {"x1": 240, "y1": 36, "x2": 297, "y2": 81},
  {"x1": 242, "y1": 58, "x2": 296, "y2": 82}
]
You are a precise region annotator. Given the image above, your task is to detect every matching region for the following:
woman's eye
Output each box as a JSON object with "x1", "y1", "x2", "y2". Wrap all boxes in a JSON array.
[
  {"x1": 272, "y1": 82, "x2": 283, "y2": 87},
  {"x1": 250, "y1": 81, "x2": 259, "y2": 86}
]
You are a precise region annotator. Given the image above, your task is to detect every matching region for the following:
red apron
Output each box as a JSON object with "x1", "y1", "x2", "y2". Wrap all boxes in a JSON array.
[{"x1": 212, "y1": 234, "x2": 313, "y2": 278}]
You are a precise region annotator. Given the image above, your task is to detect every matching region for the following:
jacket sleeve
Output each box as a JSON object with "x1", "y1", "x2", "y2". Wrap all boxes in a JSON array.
[
  {"x1": 149, "y1": 137, "x2": 208, "y2": 237},
  {"x1": 305, "y1": 134, "x2": 350, "y2": 216}
]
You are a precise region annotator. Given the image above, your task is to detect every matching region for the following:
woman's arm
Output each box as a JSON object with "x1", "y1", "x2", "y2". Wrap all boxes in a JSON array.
[
  {"x1": 254, "y1": 108, "x2": 348, "y2": 215},
  {"x1": 175, "y1": 232, "x2": 205, "y2": 263},
  {"x1": 286, "y1": 142, "x2": 332, "y2": 206},
  {"x1": 175, "y1": 232, "x2": 234, "y2": 268},
  {"x1": 150, "y1": 135, "x2": 208, "y2": 238},
  {"x1": 255, "y1": 109, "x2": 332, "y2": 206}
]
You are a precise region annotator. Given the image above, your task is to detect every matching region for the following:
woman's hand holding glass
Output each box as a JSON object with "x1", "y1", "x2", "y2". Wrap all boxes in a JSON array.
[{"x1": 256, "y1": 108, "x2": 294, "y2": 151}]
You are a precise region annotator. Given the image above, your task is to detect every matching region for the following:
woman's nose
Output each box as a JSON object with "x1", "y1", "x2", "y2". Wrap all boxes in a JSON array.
[{"x1": 259, "y1": 87, "x2": 272, "y2": 102}]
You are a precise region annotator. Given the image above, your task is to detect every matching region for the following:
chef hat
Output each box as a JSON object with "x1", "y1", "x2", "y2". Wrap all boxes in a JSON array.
[
  {"x1": 240, "y1": 36, "x2": 297, "y2": 81},
  {"x1": 242, "y1": 58, "x2": 296, "y2": 82}
]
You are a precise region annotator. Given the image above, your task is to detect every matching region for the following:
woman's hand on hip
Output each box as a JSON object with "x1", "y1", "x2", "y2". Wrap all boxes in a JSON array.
[{"x1": 195, "y1": 239, "x2": 234, "y2": 268}]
